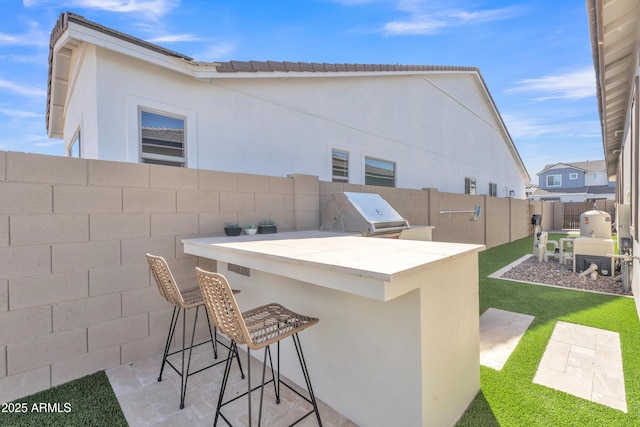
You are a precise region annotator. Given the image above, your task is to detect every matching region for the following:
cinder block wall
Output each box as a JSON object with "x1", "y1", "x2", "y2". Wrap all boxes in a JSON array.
[
  {"x1": 0, "y1": 151, "x2": 298, "y2": 403},
  {"x1": 0, "y1": 151, "x2": 533, "y2": 402},
  {"x1": 319, "y1": 183, "x2": 531, "y2": 247}
]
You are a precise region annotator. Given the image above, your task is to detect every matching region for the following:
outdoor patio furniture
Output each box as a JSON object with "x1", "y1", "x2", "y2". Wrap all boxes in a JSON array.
[
  {"x1": 145, "y1": 254, "x2": 244, "y2": 409},
  {"x1": 195, "y1": 267, "x2": 322, "y2": 426}
]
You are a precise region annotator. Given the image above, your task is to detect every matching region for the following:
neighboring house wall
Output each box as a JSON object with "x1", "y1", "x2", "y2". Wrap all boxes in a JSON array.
[
  {"x1": 539, "y1": 166, "x2": 585, "y2": 190},
  {"x1": 0, "y1": 151, "x2": 531, "y2": 403},
  {"x1": 532, "y1": 161, "x2": 615, "y2": 202},
  {"x1": 63, "y1": 44, "x2": 99, "y2": 159},
  {"x1": 52, "y1": 14, "x2": 529, "y2": 199},
  {"x1": 585, "y1": 170, "x2": 609, "y2": 186},
  {"x1": 70, "y1": 48, "x2": 527, "y2": 196}
]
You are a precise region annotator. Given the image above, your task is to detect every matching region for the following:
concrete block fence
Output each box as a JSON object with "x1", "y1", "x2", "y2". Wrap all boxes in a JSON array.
[{"x1": 0, "y1": 150, "x2": 532, "y2": 403}]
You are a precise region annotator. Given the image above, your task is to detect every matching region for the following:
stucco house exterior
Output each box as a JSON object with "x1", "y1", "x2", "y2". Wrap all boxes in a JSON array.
[
  {"x1": 529, "y1": 160, "x2": 615, "y2": 201},
  {"x1": 587, "y1": 0, "x2": 640, "y2": 315},
  {"x1": 47, "y1": 12, "x2": 529, "y2": 198}
]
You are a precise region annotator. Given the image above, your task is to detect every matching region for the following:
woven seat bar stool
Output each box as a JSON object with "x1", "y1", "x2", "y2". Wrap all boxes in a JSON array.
[
  {"x1": 146, "y1": 254, "x2": 245, "y2": 409},
  {"x1": 196, "y1": 267, "x2": 322, "y2": 427}
]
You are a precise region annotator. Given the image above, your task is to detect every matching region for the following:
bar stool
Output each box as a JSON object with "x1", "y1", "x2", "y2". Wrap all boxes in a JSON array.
[
  {"x1": 146, "y1": 254, "x2": 244, "y2": 409},
  {"x1": 195, "y1": 267, "x2": 322, "y2": 426}
]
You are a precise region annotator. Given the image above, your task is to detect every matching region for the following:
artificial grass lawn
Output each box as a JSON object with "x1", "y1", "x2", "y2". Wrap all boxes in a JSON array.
[
  {"x1": 0, "y1": 371, "x2": 127, "y2": 427},
  {"x1": 457, "y1": 235, "x2": 640, "y2": 426}
]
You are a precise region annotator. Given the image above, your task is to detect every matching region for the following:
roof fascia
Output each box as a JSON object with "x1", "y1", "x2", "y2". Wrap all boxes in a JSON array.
[
  {"x1": 537, "y1": 163, "x2": 588, "y2": 175},
  {"x1": 63, "y1": 21, "x2": 200, "y2": 77},
  {"x1": 195, "y1": 68, "x2": 470, "y2": 80}
]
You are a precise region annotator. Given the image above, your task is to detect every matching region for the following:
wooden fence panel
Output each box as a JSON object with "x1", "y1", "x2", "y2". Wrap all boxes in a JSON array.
[{"x1": 562, "y1": 202, "x2": 594, "y2": 229}]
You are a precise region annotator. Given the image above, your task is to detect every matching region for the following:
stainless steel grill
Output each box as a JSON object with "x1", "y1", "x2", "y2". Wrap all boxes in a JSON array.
[{"x1": 320, "y1": 192, "x2": 410, "y2": 236}]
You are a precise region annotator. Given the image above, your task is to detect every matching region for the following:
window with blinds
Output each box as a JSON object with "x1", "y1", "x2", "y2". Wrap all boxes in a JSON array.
[
  {"x1": 140, "y1": 110, "x2": 186, "y2": 167},
  {"x1": 332, "y1": 149, "x2": 349, "y2": 183}
]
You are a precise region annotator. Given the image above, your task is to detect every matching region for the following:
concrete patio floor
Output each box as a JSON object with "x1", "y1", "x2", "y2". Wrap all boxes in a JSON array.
[
  {"x1": 105, "y1": 304, "x2": 628, "y2": 426},
  {"x1": 106, "y1": 339, "x2": 357, "y2": 426}
]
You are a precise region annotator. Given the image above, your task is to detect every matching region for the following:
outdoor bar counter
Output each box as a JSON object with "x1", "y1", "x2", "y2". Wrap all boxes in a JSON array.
[{"x1": 182, "y1": 231, "x2": 484, "y2": 427}]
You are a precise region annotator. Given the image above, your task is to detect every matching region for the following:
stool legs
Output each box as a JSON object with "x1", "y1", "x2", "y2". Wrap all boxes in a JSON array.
[
  {"x1": 158, "y1": 306, "x2": 180, "y2": 383},
  {"x1": 293, "y1": 333, "x2": 322, "y2": 425},
  {"x1": 158, "y1": 306, "x2": 245, "y2": 409},
  {"x1": 214, "y1": 335, "x2": 322, "y2": 426}
]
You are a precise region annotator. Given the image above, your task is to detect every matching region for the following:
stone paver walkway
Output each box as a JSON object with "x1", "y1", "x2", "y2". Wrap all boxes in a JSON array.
[
  {"x1": 533, "y1": 321, "x2": 627, "y2": 412},
  {"x1": 479, "y1": 308, "x2": 535, "y2": 370}
]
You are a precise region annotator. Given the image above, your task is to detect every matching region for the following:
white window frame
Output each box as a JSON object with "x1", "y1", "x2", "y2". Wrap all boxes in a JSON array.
[
  {"x1": 569, "y1": 173, "x2": 578, "y2": 180},
  {"x1": 67, "y1": 129, "x2": 81, "y2": 158},
  {"x1": 127, "y1": 96, "x2": 196, "y2": 166},
  {"x1": 364, "y1": 156, "x2": 396, "y2": 187},
  {"x1": 139, "y1": 109, "x2": 187, "y2": 167},
  {"x1": 489, "y1": 182, "x2": 497, "y2": 197},
  {"x1": 331, "y1": 149, "x2": 349, "y2": 183},
  {"x1": 546, "y1": 174, "x2": 562, "y2": 187},
  {"x1": 465, "y1": 177, "x2": 476, "y2": 195}
]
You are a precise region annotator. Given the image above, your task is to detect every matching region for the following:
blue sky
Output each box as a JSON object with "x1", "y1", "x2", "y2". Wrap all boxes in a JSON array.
[{"x1": 1, "y1": 0, "x2": 600, "y2": 184}]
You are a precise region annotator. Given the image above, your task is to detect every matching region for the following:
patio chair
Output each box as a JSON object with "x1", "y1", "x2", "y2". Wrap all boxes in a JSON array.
[
  {"x1": 145, "y1": 254, "x2": 244, "y2": 409},
  {"x1": 195, "y1": 267, "x2": 322, "y2": 426}
]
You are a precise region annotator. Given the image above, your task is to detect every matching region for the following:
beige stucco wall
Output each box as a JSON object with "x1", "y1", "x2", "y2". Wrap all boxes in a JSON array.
[{"x1": 0, "y1": 151, "x2": 531, "y2": 403}]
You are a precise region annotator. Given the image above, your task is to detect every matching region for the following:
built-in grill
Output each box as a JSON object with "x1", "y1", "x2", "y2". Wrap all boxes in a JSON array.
[{"x1": 320, "y1": 192, "x2": 410, "y2": 237}]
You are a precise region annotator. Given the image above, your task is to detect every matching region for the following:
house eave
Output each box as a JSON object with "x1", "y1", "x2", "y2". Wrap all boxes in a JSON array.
[{"x1": 587, "y1": 0, "x2": 640, "y2": 179}]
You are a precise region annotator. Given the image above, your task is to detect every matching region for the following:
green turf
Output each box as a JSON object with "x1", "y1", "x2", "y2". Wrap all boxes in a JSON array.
[
  {"x1": 457, "y1": 235, "x2": 639, "y2": 427},
  {"x1": 0, "y1": 371, "x2": 127, "y2": 427}
]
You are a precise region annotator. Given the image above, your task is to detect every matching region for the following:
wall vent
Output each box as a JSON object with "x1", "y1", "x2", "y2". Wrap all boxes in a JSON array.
[{"x1": 227, "y1": 263, "x2": 250, "y2": 277}]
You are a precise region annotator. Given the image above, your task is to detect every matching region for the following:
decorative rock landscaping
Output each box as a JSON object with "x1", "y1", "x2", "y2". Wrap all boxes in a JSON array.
[{"x1": 500, "y1": 255, "x2": 631, "y2": 296}]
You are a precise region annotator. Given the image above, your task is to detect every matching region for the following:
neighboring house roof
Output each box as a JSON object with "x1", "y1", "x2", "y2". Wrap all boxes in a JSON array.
[
  {"x1": 213, "y1": 60, "x2": 476, "y2": 74},
  {"x1": 537, "y1": 160, "x2": 606, "y2": 175},
  {"x1": 532, "y1": 185, "x2": 614, "y2": 195},
  {"x1": 587, "y1": 0, "x2": 639, "y2": 179},
  {"x1": 47, "y1": 11, "x2": 530, "y2": 183}
]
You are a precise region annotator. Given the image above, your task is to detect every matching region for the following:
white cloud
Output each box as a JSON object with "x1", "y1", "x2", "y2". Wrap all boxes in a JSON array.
[
  {"x1": 506, "y1": 67, "x2": 596, "y2": 101},
  {"x1": 330, "y1": 0, "x2": 381, "y2": 4},
  {"x1": 0, "y1": 22, "x2": 48, "y2": 47},
  {"x1": 502, "y1": 112, "x2": 600, "y2": 141},
  {"x1": 24, "y1": 0, "x2": 178, "y2": 19},
  {"x1": 384, "y1": 18, "x2": 447, "y2": 35},
  {"x1": 501, "y1": 114, "x2": 557, "y2": 139},
  {"x1": 0, "y1": 79, "x2": 47, "y2": 97},
  {"x1": 382, "y1": 1, "x2": 520, "y2": 35},
  {"x1": 147, "y1": 34, "x2": 201, "y2": 43},
  {"x1": 76, "y1": 0, "x2": 178, "y2": 17},
  {"x1": 193, "y1": 41, "x2": 237, "y2": 62},
  {"x1": 34, "y1": 139, "x2": 63, "y2": 147},
  {"x1": 0, "y1": 108, "x2": 43, "y2": 119}
]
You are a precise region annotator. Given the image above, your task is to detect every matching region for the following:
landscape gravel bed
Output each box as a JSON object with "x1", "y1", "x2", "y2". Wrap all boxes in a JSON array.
[{"x1": 500, "y1": 255, "x2": 631, "y2": 296}]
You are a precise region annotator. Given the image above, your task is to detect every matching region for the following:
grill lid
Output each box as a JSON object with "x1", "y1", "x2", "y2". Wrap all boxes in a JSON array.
[{"x1": 320, "y1": 192, "x2": 410, "y2": 236}]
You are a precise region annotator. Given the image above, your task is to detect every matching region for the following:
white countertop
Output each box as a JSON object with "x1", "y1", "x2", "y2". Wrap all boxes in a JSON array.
[{"x1": 182, "y1": 231, "x2": 484, "y2": 289}]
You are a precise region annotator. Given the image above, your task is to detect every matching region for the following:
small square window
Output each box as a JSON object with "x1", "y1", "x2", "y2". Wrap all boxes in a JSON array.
[
  {"x1": 489, "y1": 183, "x2": 497, "y2": 197},
  {"x1": 569, "y1": 173, "x2": 578, "y2": 180}
]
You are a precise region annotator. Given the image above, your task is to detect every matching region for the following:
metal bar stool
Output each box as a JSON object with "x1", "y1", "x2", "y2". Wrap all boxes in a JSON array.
[
  {"x1": 146, "y1": 254, "x2": 245, "y2": 409},
  {"x1": 195, "y1": 267, "x2": 322, "y2": 427}
]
